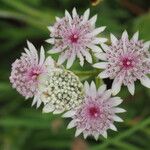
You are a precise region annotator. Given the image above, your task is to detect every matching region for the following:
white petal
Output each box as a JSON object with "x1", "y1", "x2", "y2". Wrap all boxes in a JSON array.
[
  {"x1": 110, "y1": 34, "x2": 118, "y2": 45},
  {"x1": 99, "y1": 38, "x2": 108, "y2": 43},
  {"x1": 109, "y1": 124, "x2": 117, "y2": 131},
  {"x1": 101, "y1": 43, "x2": 110, "y2": 51},
  {"x1": 143, "y1": 41, "x2": 150, "y2": 50},
  {"x1": 90, "y1": 81, "x2": 96, "y2": 98},
  {"x1": 93, "y1": 62, "x2": 107, "y2": 69},
  {"x1": 109, "y1": 97, "x2": 123, "y2": 106},
  {"x1": 43, "y1": 103, "x2": 55, "y2": 113},
  {"x1": 82, "y1": 50, "x2": 92, "y2": 63},
  {"x1": 27, "y1": 41, "x2": 38, "y2": 64},
  {"x1": 94, "y1": 133, "x2": 99, "y2": 141},
  {"x1": 77, "y1": 52, "x2": 84, "y2": 66},
  {"x1": 53, "y1": 109, "x2": 64, "y2": 114},
  {"x1": 24, "y1": 48, "x2": 31, "y2": 58},
  {"x1": 98, "y1": 70, "x2": 109, "y2": 79},
  {"x1": 89, "y1": 15, "x2": 97, "y2": 26},
  {"x1": 65, "y1": 10, "x2": 72, "y2": 24},
  {"x1": 48, "y1": 48, "x2": 63, "y2": 54},
  {"x1": 57, "y1": 52, "x2": 68, "y2": 65},
  {"x1": 38, "y1": 74, "x2": 48, "y2": 86},
  {"x1": 87, "y1": 44, "x2": 102, "y2": 53},
  {"x1": 122, "y1": 30, "x2": 128, "y2": 40},
  {"x1": 55, "y1": 16, "x2": 60, "y2": 21},
  {"x1": 83, "y1": 133, "x2": 88, "y2": 139},
  {"x1": 84, "y1": 81, "x2": 90, "y2": 94},
  {"x1": 44, "y1": 56, "x2": 55, "y2": 70},
  {"x1": 113, "y1": 107, "x2": 126, "y2": 113},
  {"x1": 36, "y1": 98, "x2": 42, "y2": 109},
  {"x1": 112, "y1": 115, "x2": 123, "y2": 122},
  {"x1": 75, "y1": 128, "x2": 84, "y2": 137},
  {"x1": 39, "y1": 46, "x2": 45, "y2": 66},
  {"x1": 83, "y1": 9, "x2": 90, "y2": 21},
  {"x1": 111, "y1": 75, "x2": 124, "y2": 95},
  {"x1": 102, "y1": 131, "x2": 107, "y2": 138},
  {"x1": 67, "y1": 120, "x2": 77, "y2": 129},
  {"x1": 127, "y1": 83, "x2": 135, "y2": 95},
  {"x1": 89, "y1": 26, "x2": 106, "y2": 37},
  {"x1": 95, "y1": 52, "x2": 107, "y2": 61},
  {"x1": 32, "y1": 96, "x2": 38, "y2": 107},
  {"x1": 62, "y1": 110, "x2": 76, "y2": 118},
  {"x1": 72, "y1": 8, "x2": 77, "y2": 18},
  {"x1": 98, "y1": 84, "x2": 107, "y2": 94},
  {"x1": 46, "y1": 38, "x2": 55, "y2": 44},
  {"x1": 140, "y1": 75, "x2": 150, "y2": 88},
  {"x1": 91, "y1": 37, "x2": 101, "y2": 44},
  {"x1": 101, "y1": 89, "x2": 112, "y2": 100},
  {"x1": 132, "y1": 31, "x2": 139, "y2": 42},
  {"x1": 66, "y1": 52, "x2": 76, "y2": 69},
  {"x1": 112, "y1": 82, "x2": 122, "y2": 95},
  {"x1": 47, "y1": 26, "x2": 54, "y2": 32}
]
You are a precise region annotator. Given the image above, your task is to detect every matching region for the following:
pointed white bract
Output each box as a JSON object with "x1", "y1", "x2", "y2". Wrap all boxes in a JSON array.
[
  {"x1": 47, "y1": 8, "x2": 106, "y2": 68},
  {"x1": 64, "y1": 82, "x2": 125, "y2": 140},
  {"x1": 39, "y1": 69, "x2": 84, "y2": 114},
  {"x1": 93, "y1": 31, "x2": 150, "y2": 95},
  {"x1": 9, "y1": 41, "x2": 55, "y2": 108}
]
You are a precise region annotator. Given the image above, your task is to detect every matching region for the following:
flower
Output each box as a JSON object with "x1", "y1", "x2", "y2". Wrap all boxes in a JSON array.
[
  {"x1": 47, "y1": 8, "x2": 107, "y2": 69},
  {"x1": 63, "y1": 82, "x2": 125, "y2": 140},
  {"x1": 93, "y1": 31, "x2": 150, "y2": 95},
  {"x1": 9, "y1": 41, "x2": 55, "y2": 108},
  {"x1": 39, "y1": 69, "x2": 84, "y2": 114}
]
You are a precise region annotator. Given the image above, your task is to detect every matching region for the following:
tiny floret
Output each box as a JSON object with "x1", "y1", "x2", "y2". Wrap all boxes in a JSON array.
[
  {"x1": 39, "y1": 69, "x2": 84, "y2": 114},
  {"x1": 63, "y1": 82, "x2": 125, "y2": 140},
  {"x1": 47, "y1": 8, "x2": 107, "y2": 68},
  {"x1": 93, "y1": 31, "x2": 150, "y2": 95}
]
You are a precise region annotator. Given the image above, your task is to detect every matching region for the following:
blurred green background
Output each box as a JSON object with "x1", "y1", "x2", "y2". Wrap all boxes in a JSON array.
[{"x1": 0, "y1": 0, "x2": 150, "y2": 150}]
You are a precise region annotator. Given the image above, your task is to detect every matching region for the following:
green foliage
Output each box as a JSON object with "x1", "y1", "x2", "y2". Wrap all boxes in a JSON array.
[{"x1": 0, "y1": 0, "x2": 150, "y2": 150}]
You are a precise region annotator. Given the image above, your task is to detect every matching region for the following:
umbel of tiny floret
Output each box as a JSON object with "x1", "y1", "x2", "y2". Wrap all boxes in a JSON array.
[
  {"x1": 63, "y1": 82, "x2": 126, "y2": 140},
  {"x1": 10, "y1": 41, "x2": 56, "y2": 108},
  {"x1": 93, "y1": 31, "x2": 150, "y2": 95},
  {"x1": 38, "y1": 69, "x2": 84, "y2": 114},
  {"x1": 47, "y1": 8, "x2": 107, "y2": 68}
]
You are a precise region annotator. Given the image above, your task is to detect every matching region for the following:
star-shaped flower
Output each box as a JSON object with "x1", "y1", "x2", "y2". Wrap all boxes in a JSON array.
[
  {"x1": 93, "y1": 31, "x2": 150, "y2": 95},
  {"x1": 47, "y1": 8, "x2": 107, "y2": 68}
]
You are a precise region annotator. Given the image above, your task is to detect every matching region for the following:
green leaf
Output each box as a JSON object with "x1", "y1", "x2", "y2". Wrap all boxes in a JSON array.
[{"x1": 133, "y1": 12, "x2": 150, "y2": 40}]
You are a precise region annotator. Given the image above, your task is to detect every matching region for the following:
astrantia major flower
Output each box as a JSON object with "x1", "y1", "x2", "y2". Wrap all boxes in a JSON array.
[
  {"x1": 10, "y1": 41, "x2": 55, "y2": 107},
  {"x1": 38, "y1": 69, "x2": 84, "y2": 114},
  {"x1": 47, "y1": 8, "x2": 107, "y2": 68},
  {"x1": 93, "y1": 31, "x2": 150, "y2": 95},
  {"x1": 63, "y1": 82, "x2": 125, "y2": 140}
]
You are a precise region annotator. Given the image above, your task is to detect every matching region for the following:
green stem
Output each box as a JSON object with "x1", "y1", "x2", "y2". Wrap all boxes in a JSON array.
[{"x1": 90, "y1": 117, "x2": 150, "y2": 150}]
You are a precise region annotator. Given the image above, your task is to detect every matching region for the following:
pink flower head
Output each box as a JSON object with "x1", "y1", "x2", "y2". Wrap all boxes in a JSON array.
[
  {"x1": 47, "y1": 8, "x2": 107, "y2": 68},
  {"x1": 10, "y1": 41, "x2": 55, "y2": 107},
  {"x1": 63, "y1": 82, "x2": 125, "y2": 140},
  {"x1": 93, "y1": 31, "x2": 150, "y2": 95}
]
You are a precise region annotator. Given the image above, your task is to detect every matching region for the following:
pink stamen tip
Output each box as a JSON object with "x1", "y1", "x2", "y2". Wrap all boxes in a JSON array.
[
  {"x1": 70, "y1": 34, "x2": 79, "y2": 43},
  {"x1": 122, "y1": 58, "x2": 133, "y2": 68},
  {"x1": 89, "y1": 107, "x2": 100, "y2": 118}
]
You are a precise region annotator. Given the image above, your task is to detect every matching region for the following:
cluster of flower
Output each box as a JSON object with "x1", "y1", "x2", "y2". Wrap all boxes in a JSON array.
[{"x1": 10, "y1": 8, "x2": 150, "y2": 140}]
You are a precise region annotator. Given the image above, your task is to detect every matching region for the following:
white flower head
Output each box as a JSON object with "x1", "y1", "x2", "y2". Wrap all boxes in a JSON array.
[
  {"x1": 47, "y1": 8, "x2": 107, "y2": 68},
  {"x1": 9, "y1": 41, "x2": 56, "y2": 108},
  {"x1": 93, "y1": 31, "x2": 150, "y2": 95},
  {"x1": 39, "y1": 69, "x2": 84, "y2": 114},
  {"x1": 63, "y1": 81, "x2": 125, "y2": 140}
]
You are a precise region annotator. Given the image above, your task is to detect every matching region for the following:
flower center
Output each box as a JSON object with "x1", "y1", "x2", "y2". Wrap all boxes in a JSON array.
[
  {"x1": 69, "y1": 33, "x2": 79, "y2": 43},
  {"x1": 122, "y1": 58, "x2": 133, "y2": 69},
  {"x1": 88, "y1": 106, "x2": 100, "y2": 118},
  {"x1": 27, "y1": 67, "x2": 42, "y2": 81}
]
